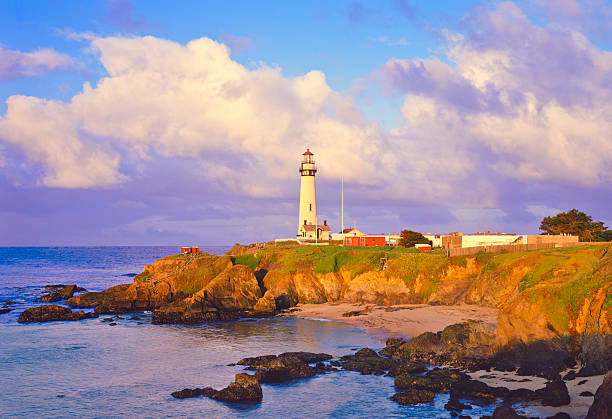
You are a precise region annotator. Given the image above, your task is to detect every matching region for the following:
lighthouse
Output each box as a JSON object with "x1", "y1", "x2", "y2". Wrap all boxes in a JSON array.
[{"x1": 297, "y1": 149, "x2": 330, "y2": 240}]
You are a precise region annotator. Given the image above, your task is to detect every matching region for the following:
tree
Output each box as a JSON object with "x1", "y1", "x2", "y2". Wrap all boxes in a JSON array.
[
  {"x1": 539, "y1": 209, "x2": 609, "y2": 242},
  {"x1": 398, "y1": 230, "x2": 431, "y2": 247}
]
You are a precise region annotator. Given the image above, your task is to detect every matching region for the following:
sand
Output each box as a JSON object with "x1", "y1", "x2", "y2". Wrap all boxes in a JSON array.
[
  {"x1": 468, "y1": 368, "x2": 603, "y2": 418},
  {"x1": 283, "y1": 302, "x2": 498, "y2": 341}
]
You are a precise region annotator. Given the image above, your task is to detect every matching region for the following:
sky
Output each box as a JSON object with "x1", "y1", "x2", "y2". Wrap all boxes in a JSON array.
[{"x1": 0, "y1": 0, "x2": 611, "y2": 246}]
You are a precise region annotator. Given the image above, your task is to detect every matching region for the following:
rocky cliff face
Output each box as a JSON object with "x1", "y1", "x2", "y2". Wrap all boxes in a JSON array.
[{"x1": 66, "y1": 244, "x2": 611, "y2": 348}]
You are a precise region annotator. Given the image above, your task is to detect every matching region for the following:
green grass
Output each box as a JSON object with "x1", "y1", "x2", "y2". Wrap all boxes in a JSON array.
[{"x1": 232, "y1": 254, "x2": 260, "y2": 270}]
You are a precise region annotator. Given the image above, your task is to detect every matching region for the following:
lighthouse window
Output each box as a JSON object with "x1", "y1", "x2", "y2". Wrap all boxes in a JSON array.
[{"x1": 309, "y1": 204, "x2": 312, "y2": 211}]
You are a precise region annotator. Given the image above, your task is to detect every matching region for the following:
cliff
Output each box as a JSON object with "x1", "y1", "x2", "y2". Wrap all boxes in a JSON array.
[{"x1": 68, "y1": 243, "x2": 611, "y2": 346}]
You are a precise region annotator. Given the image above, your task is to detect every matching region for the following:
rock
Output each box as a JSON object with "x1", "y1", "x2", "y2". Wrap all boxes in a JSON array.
[
  {"x1": 253, "y1": 291, "x2": 276, "y2": 316},
  {"x1": 390, "y1": 388, "x2": 435, "y2": 405},
  {"x1": 66, "y1": 284, "x2": 133, "y2": 311},
  {"x1": 444, "y1": 398, "x2": 472, "y2": 411},
  {"x1": 38, "y1": 284, "x2": 79, "y2": 302},
  {"x1": 580, "y1": 391, "x2": 594, "y2": 396},
  {"x1": 0, "y1": 308, "x2": 12, "y2": 315},
  {"x1": 547, "y1": 413, "x2": 571, "y2": 419},
  {"x1": 449, "y1": 377, "x2": 506, "y2": 404},
  {"x1": 562, "y1": 370, "x2": 576, "y2": 381},
  {"x1": 492, "y1": 339, "x2": 576, "y2": 379},
  {"x1": 354, "y1": 348, "x2": 378, "y2": 357},
  {"x1": 490, "y1": 406, "x2": 527, "y2": 418},
  {"x1": 387, "y1": 360, "x2": 428, "y2": 377},
  {"x1": 586, "y1": 371, "x2": 612, "y2": 419},
  {"x1": 340, "y1": 349, "x2": 397, "y2": 375},
  {"x1": 342, "y1": 307, "x2": 371, "y2": 317},
  {"x1": 440, "y1": 321, "x2": 496, "y2": 349},
  {"x1": 205, "y1": 373, "x2": 262, "y2": 402},
  {"x1": 578, "y1": 379, "x2": 588, "y2": 385},
  {"x1": 152, "y1": 265, "x2": 262, "y2": 324},
  {"x1": 537, "y1": 379, "x2": 570, "y2": 407},
  {"x1": 396, "y1": 368, "x2": 469, "y2": 393},
  {"x1": 396, "y1": 331, "x2": 441, "y2": 357},
  {"x1": 577, "y1": 334, "x2": 612, "y2": 377},
  {"x1": 253, "y1": 356, "x2": 316, "y2": 382},
  {"x1": 18, "y1": 305, "x2": 98, "y2": 323},
  {"x1": 236, "y1": 352, "x2": 332, "y2": 383},
  {"x1": 379, "y1": 337, "x2": 406, "y2": 357},
  {"x1": 171, "y1": 387, "x2": 212, "y2": 399},
  {"x1": 237, "y1": 352, "x2": 332, "y2": 368}
]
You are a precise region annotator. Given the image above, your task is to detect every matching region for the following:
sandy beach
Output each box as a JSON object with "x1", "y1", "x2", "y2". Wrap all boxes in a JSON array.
[{"x1": 284, "y1": 302, "x2": 499, "y2": 341}]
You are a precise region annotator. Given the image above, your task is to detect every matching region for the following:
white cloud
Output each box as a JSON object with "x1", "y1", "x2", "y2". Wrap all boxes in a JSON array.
[
  {"x1": 0, "y1": 35, "x2": 469, "y2": 201},
  {"x1": 0, "y1": 45, "x2": 75, "y2": 79}
]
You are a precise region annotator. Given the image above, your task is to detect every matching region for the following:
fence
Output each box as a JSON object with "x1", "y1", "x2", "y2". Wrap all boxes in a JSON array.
[{"x1": 446, "y1": 241, "x2": 597, "y2": 257}]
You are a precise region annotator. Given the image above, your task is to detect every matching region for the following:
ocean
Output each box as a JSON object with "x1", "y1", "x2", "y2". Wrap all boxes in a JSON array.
[{"x1": 0, "y1": 247, "x2": 499, "y2": 418}]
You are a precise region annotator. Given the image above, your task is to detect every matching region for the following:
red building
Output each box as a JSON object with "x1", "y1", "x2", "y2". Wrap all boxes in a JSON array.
[{"x1": 344, "y1": 235, "x2": 386, "y2": 246}]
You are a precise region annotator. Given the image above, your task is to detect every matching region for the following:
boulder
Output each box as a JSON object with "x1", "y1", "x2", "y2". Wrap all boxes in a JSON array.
[
  {"x1": 205, "y1": 373, "x2": 262, "y2": 402},
  {"x1": 38, "y1": 284, "x2": 80, "y2": 302},
  {"x1": 440, "y1": 321, "x2": 496, "y2": 348},
  {"x1": 444, "y1": 398, "x2": 472, "y2": 412},
  {"x1": 449, "y1": 377, "x2": 506, "y2": 404},
  {"x1": 18, "y1": 305, "x2": 98, "y2": 323},
  {"x1": 0, "y1": 308, "x2": 12, "y2": 315},
  {"x1": 395, "y1": 368, "x2": 469, "y2": 393},
  {"x1": 171, "y1": 387, "x2": 210, "y2": 399},
  {"x1": 253, "y1": 291, "x2": 276, "y2": 316},
  {"x1": 340, "y1": 348, "x2": 398, "y2": 375},
  {"x1": 536, "y1": 379, "x2": 570, "y2": 407},
  {"x1": 396, "y1": 332, "x2": 441, "y2": 357},
  {"x1": 237, "y1": 351, "x2": 332, "y2": 383},
  {"x1": 253, "y1": 356, "x2": 316, "y2": 382},
  {"x1": 390, "y1": 388, "x2": 435, "y2": 405},
  {"x1": 387, "y1": 360, "x2": 428, "y2": 377},
  {"x1": 490, "y1": 406, "x2": 527, "y2": 418},
  {"x1": 586, "y1": 371, "x2": 612, "y2": 419},
  {"x1": 577, "y1": 333, "x2": 612, "y2": 377},
  {"x1": 492, "y1": 339, "x2": 577, "y2": 379},
  {"x1": 237, "y1": 352, "x2": 332, "y2": 369},
  {"x1": 66, "y1": 284, "x2": 132, "y2": 311}
]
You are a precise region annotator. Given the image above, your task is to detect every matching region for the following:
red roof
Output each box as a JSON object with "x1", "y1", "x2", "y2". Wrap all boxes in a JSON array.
[{"x1": 303, "y1": 148, "x2": 313, "y2": 155}]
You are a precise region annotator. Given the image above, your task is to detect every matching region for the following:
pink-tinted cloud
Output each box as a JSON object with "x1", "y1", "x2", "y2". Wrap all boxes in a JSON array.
[
  {"x1": 0, "y1": 45, "x2": 75, "y2": 79},
  {"x1": 379, "y1": 1, "x2": 612, "y2": 187}
]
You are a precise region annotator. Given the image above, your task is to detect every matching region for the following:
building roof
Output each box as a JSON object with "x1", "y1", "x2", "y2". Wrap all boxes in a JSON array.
[
  {"x1": 303, "y1": 148, "x2": 313, "y2": 155},
  {"x1": 342, "y1": 228, "x2": 363, "y2": 234},
  {"x1": 301, "y1": 224, "x2": 331, "y2": 231}
]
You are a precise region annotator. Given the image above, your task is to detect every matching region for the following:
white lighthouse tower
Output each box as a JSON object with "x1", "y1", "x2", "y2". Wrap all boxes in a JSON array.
[{"x1": 297, "y1": 149, "x2": 330, "y2": 240}]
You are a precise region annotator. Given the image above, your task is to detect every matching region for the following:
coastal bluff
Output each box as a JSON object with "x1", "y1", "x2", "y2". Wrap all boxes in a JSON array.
[{"x1": 66, "y1": 243, "x2": 611, "y2": 347}]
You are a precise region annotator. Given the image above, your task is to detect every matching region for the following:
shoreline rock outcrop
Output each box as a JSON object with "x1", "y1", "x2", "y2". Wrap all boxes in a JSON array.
[
  {"x1": 172, "y1": 373, "x2": 262, "y2": 402},
  {"x1": 18, "y1": 305, "x2": 98, "y2": 323},
  {"x1": 38, "y1": 284, "x2": 85, "y2": 303}
]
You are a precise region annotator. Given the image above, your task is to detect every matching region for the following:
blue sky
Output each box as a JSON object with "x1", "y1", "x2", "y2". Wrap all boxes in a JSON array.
[{"x1": 0, "y1": 0, "x2": 611, "y2": 245}]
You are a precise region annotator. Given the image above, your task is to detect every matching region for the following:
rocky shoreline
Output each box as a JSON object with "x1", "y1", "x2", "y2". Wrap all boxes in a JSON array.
[
  {"x1": 15, "y1": 244, "x2": 611, "y2": 417},
  {"x1": 169, "y1": 323, "x2": 611, "y2": 418}
]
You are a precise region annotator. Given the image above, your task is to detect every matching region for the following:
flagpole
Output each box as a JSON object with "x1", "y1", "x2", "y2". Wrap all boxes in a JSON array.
[{"x1": 341, "y1": 176, "x2": 344, "y2": 235}]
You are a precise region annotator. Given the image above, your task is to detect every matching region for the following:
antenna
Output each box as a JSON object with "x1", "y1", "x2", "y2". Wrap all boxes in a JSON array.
[{"x1": 341, "y1": 176, "x2": 344, "y2": 234}]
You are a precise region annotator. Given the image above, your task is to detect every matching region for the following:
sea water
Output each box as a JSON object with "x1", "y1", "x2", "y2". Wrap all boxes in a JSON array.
[{"x1": 0, "y1": 247, "x2": 499, "y2": 418}]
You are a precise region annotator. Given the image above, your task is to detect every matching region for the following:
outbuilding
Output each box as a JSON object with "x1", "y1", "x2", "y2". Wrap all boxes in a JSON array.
[{"x1": 344, "y1": 235, "x2": 386, "y2": 246}]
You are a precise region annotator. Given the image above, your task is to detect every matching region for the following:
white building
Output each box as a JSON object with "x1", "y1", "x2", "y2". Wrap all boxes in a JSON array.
[{"x1": 330, "y1": 228, "x2": 364, "y2": 241}]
